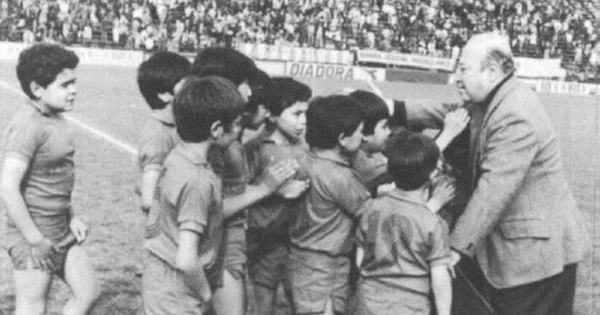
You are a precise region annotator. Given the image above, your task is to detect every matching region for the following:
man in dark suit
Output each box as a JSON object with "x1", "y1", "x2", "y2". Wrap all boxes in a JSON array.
[{"x1": 450, "y1": 32, "x2": 591, "y2": 315}]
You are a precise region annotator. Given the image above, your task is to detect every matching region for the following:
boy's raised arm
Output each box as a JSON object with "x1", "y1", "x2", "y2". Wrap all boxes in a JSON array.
[
  {"x1": 1, "y1": 157, "x2": 55, "y2": 269},
  {"x1": 222, "y1": 159, "x2": 298, "y2": 218},
  {"x1": 427, "y1": 177, "x2": 456, "y2": 213},
  {"x1": 435, "y1": 108, "x2": 470, "y2": 152}
]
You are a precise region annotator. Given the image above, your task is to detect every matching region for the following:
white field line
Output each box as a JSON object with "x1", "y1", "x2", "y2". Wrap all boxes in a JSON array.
[
  {"x1": 1, "y1": 75, "x2": 382, "y2": 156},
  {"x1": 0, "y1": 81, "x2": 138, "y2": 156},
  {"x1": 365, "y1": 76, "x2": 384, "y2": 97}
]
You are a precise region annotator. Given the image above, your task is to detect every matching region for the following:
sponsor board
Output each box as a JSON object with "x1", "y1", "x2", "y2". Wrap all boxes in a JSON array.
[
  {"x1": 356, "y1": 50, "x2": 455, "y2": 72},
  {"x1": 71, "y1": 46, "x2": 144, "y2": 67},
  {"x1": 522, "y1": 79, "x2": 599, "y2": 96},
  {"x1": 236, "y1": 43, "x2": 354, "y2": 65},
  {"x1": 286, "y1": 62, "x2": 385, "y2": 81},
  {"x1": 515, "y1": 57, "x2": 566, "y2": 79},
  {"x1": 385, "y1": 68, "x2": 450, "y2": 84}
]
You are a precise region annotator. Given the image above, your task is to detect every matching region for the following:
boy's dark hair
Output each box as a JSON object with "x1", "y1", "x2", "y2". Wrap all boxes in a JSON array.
[
  {"x1": 306, "y1": 95, "x2": 363, "y2": 149},
  {"x1": 137, "y1": 51, "x2": 191, "y2": 110},
  {"x1": 16, "y1": 43, "x2": 79, "y2": 100},
  {"x1": 173, "y1": 76, "x2": 245, "y2": 143},
  {"x1": 265, "y1": 77, "x2": 312, "y2": 117},
  {"x1": 191, "y1": 47, "x2": 258, "y2": 86},
  {"x1": 385, "y1": 129, "x2": 440, "y2": 190},
  {"x1": 348, "y1": 90, "x2": 389, "y2": 135},
  {"x1": 246, "y1": 69, "x2": 272, "y2": 113}
]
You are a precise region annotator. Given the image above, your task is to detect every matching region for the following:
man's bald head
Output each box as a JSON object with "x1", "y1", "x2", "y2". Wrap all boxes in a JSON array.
[
  {"x1": 464, "y1": 32, "x2": 515, "y2": 75},
  {"x1": 455, "y1": 32, "x2": 515, "y2": 103}
]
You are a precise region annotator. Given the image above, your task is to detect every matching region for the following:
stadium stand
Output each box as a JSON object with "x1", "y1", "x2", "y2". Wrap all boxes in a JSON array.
[{"x1": 0, "y1": 0, "x2": 597, "y2": 81}]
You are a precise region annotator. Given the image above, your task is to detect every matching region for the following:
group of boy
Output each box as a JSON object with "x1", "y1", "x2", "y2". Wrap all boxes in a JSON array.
[
  {"x1": 135, "y1": 46, "x2": 470, "y2": 315},
  {"x1": 1, "y1": 42, "x2": 469, "y2": 315}
]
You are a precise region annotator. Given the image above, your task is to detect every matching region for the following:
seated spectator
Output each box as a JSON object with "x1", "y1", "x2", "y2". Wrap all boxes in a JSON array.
[{"x1": 0, "y1": 0, "x2": 595, "y2": 78}]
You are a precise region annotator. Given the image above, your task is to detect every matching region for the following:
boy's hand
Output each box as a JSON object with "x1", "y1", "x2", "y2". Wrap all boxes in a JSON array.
[
  {"x1": 261, "y1": 159, "x2": 299, "y2": 192},
  {"x1": 441, "y1": 101, "x2": 463, "y2": 112},
  {"x1": 198, "y1": 279, "x2": 212, "y2": 303},
  {"x1": 442, "y1": 108, "x2": 470, "y2": 140},
  {"x1": 429, "y1": 178, "x2": 456, "y2": 212},
  {"x1": 277, "y1": 179, "x2": 310, "y2": 199},
  {"x1": 376, "y1": 182, "x2": 396, "y2": 195},
  {"x1": 177, "y1": 259, "x2": 212, "y2": 303},
  {"x1": 70, "y1": 217, "x2": 89, "y2": 244},
  {"x1": 30, "y1": 238, "x2": 57, "y2": 271},
  {"x1": 449, "y1": 250, "x2": 462, "y2": 278}
]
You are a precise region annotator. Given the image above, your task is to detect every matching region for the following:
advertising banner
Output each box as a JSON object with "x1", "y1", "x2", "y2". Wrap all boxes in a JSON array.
[
  {"x1": 236, "y1": 43, "x2": 354, "y2": 65},
  {"x1": 515, "y1": 57, "x2": 566, "y2": 79},
  {"x1": 285, "y1": 62, "x2": 385, "y2": 81},
  {"x1": 356, "y1": 50, "x2": 455, "y2": 72},
  {"x1": 522, "y1": 79, "x2": 598, "y2": 96}
]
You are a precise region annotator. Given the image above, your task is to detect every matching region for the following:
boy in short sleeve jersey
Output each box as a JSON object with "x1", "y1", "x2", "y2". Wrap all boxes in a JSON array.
[
  {"x1": 351, "y1": 130, "x2": 453, "y2": 315},
  {"x1": 142, "y1": 76, "x2": 246, "y2": 314},
  {"x1": 1, "y1": 43, "x2": 98, "y2": 315},
  {"x1": 192, "y1": 48, "x2": 303, "y2": 315},
  {"x1": 4, "y1": 105, "x2": 77, "y2": 270},
  {"x1": 138, "y1": 109, "x2": 180, "y2": 180},
  {"x1": 143, "y1": 145, "x2": 226, "y2": 314},
  {"x1": 244, "y1": 77, "x2": 311, "y2": 315},
  {"x1": 136, "y1": 52, "x2": 190, "y2": 213},
  {"x1": 353, "y1": 191, "x2": 451, "y2": 315},
  {"x1": 288, "y1": 96, "x2": 372, "y2": 315}
]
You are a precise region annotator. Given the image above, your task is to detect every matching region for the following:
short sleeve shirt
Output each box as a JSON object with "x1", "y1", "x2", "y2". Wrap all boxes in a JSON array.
[
  {"x1": 137, "y1": 110, "x2": 180, "y2": 172},
  {"x1": 290, "y1": 150, "x2": 372, "y2": 256},
  {"x1": 356, "y1": 188, "x2": 451, "y2": 295},
  {"x1": 3, "y1": 106, "x2": 75, "y2": 216},
  {"x1": 244, "y1": 136, "x2": 309, "y2": 234},
  {"x1": 208, "y1": 140, "x2": 249, "y2": 227},
  {"x1": 136, "y1": 110, "x2": 180, "y2": 197},
  {"x1": 145, "y1": 143, "x2": 224, "y2": 277}
]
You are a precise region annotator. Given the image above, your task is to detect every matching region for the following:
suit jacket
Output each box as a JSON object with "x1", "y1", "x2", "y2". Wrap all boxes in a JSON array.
[{"x1": 449, "y1": 76, "x2": 591, "y2": 289}]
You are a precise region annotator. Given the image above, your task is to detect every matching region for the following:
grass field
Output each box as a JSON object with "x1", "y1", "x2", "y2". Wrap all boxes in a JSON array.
[{"x1": 0, "y1": 60, "x2": 598, "y2": 315}]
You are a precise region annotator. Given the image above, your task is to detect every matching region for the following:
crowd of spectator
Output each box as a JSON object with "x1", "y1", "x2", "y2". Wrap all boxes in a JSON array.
[{"x1": 0, "y1": 0, "x2": 598, "y2": 80}]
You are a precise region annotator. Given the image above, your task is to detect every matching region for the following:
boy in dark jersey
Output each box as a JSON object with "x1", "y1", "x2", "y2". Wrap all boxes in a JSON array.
[
  {"x1": 142, "y1": 76, "x2": 244, "y2": 314},
  {"x1": 244, "y1": 77, "x2": 312, "y2": 315},
  {"x1": 192, "y1": 47, "x2": 305, "y2": 315},
  {"x1": 2, "y1": 43, "x2": 98, "y2": 315},
  {"x1": 136, "y1": 51, "x2": 190, "y2": 214},
  {"x1": 288, "y1": 95, "x2": 371, "y2": 315},
  {"x1": 353, "y1": 130, "x2": 452, "y2": 315}
]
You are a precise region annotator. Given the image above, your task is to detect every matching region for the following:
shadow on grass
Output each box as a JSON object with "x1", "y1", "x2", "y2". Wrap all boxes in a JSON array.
[
  {"x1": 0, "y1": 293, "x2": 15, "y2": 314},
  {"x1": 91, "y1": 274, "x2": 142, "y2": 315}
]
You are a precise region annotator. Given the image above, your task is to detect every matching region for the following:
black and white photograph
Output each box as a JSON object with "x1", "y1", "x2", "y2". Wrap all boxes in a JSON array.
[{"x1": 0, "y1": 0, "x2": 598, "y2": 314}]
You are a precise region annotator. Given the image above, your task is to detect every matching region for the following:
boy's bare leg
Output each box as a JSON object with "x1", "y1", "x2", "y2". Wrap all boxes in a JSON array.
[
  {"x1": 212, "y1": 270, "x2": 246, "y2": 315},
  {"x1": 252, "y1": 283, "x2": 276, "y2": 315},
  {"x1": 323, "y1": 297, "x2": 335, "y2": 315},
  {"x1": 282, "y1": 277, "x2": 295, "y2": 315},
  {"x1": 63, "y1": 245, "x2": 98, "y2": 315},
  {"x1": 14, "y1": 268, "x2": 53, "y2": 315}
]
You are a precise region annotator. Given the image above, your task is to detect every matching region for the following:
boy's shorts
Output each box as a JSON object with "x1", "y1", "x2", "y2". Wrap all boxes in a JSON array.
[
  {"x1": 223, "y1": 224, "x2": 247, "y2": 280},
  {"x1": 4, "y1": 231, "x2": 77, "y2": 279},
  {"x1": 288, "y1": 247, "x2": 351, "y2": 315},
  {"x1": 350, "y1": 278, "x2": 431, "y2": 315},
  {"x1": 142, "y1": 252, "x2": 205, "y2": 315},
  {"x1": 247, "y1": 230, "x2": 289, "y2": 289}
]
